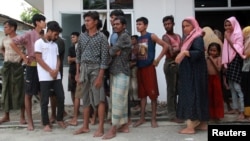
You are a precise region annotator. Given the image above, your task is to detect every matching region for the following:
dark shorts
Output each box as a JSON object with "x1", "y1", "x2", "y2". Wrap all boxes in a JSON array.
[
  {"x1": 25, "y1": 66, "x2": 40, "y2": 95},
  {"x1": 68, "y1": 73, "x2": 77, "y2": 92}
]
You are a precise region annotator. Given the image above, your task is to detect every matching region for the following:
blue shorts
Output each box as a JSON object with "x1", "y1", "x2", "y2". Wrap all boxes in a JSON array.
[{"x1": 25, "y1": 66, "x2": 40, "y2": 95}]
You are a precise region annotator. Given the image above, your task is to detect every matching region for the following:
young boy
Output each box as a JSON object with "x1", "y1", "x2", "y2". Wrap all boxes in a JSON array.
[
  {"x1": 133, "y1": 17, "x2": 168, "y2": 128},
  {"x1": 0, "y1": 20, "x2": 26, "y2": 125},
  {"x1": 10, "y1": 14, "x2": 46, "y2": 131},
  {"x1": 130, "y1": 35, "x2": 140, "y2": 110},
  {"x1": 35, "y1": 21, "x2": 67, "y2": 132},
  {"x1": 67, "y1": 31, "x2": 81, "y2": 126}
]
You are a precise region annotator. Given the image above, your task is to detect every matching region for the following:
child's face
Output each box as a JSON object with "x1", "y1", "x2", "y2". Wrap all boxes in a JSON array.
[
  {"x1": 208, "y1": 46, "x2": 219, "y2": 57},
  {"x1": 131, "y1": 37, "x2": 137, "y2": 45}
]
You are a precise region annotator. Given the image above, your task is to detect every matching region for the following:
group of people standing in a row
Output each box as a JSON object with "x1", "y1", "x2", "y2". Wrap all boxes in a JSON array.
[
  {"x1": 0, "y1": 14, "x2": 67, "y2": 132},
  {"x1": 162, "y1": 14, "x2": 250, "y2": 135},
  {"x1": 1, "y1": 8, "x2": 250, "y2": 140}
]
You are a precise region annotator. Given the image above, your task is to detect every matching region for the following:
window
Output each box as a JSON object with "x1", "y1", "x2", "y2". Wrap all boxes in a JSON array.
[
  {"x1": 61, "y1": 14, "x2": 82, "y2": 66},
  {"x1": 195, "y1": 0, "x2": 228, "y2": 7},
  {"x1": 231, "y1": 0, "x2": 250, "y2": 7},
  {"x1": 83, "y1": 0, "x2": 133, "y2": 9},
  {"x1": 82, "y1": 0, "x2": 134, "y2": 35},
  {"x1": 83, "y1": 0, "x2": 107, "y2": 9},
  {"x1": 110, "y1": 0, "x2": 133, "y2": 9}
]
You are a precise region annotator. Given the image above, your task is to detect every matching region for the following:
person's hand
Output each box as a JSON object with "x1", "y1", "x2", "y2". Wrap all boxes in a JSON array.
[
  {"x1": 153, "y1": 59, "x2": 159, "y2": 66},
  {"x1": 175, "y1": 51, "x2": 185, "y2": 64},
  {"x1": 116, "y1": 50, "x2": 121, "y2": 56},
  {"x1": 242, "y1": 55, "x2": 247, "y2": 59},
  {"x1": 23, "y1": 56, "x2": 28, "y2": 65},
  {"x1": 75, "y1": 73, "x2": 80, "y2": 84},
  {"x1": 207, "y1": 55, "x2": 212, "y2": 60},
  {"x1": 49, "y1": 69, "x2": 58, "y2": 79},
  {"x1": 94, "y1": 75, "x2": 103, "y2": 88},
  {"x1": 26, "y1": 57, "x2": 33, "y2": 65}
]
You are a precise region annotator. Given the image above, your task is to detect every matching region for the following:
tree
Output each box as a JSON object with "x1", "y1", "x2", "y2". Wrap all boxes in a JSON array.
[{"x1": 20, "y1": 7, "x2": 40, "y2": 24}]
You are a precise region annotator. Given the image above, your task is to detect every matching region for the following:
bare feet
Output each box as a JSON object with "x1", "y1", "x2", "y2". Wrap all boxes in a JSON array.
[
  {"x1": 68, "y1": 118, "x2": 78, "y2": 126},
  {"x1": 195, "y1": 122, "x2": 208, "y2": 131},
  {"x1": 73, "y1": 127, "x2": 90, "y2": 135},
  {"x1": 93, "y1": 129, "x2": 104, "y2": 137},
  {"x1": 19, "y1": 119, "x2": 27, "y2": 125},
  {"x1": 57, "y1": 121, "x2": 67, "y2": 129},
  {"x1": 118, "y1": 124, "x2": 129, "y2": 133},
  {"x1": 133, "y1": 119, "x2": 146, "y2": 127},
  {"x1": 27, "y1": 121, "x2": 34, "y2": 131},
  {"x1": 132, "y1": 105, "x2": 141, "y2": 110},
  {"x1": 225, "y1": 110, "x2": 238, "y2": 114},
  {"x1": 237, "y1": 113, "x2": 245, "y2": 120},
  {"x1": 151, "y1": 120, "x2": 158, "y2": 128},
  {"x1": 0, "y1": 117, "x2": 10, "y2": 124},
  {"x1": 89, "y1": 117, "x2": 96, "y2": 125},
  {"x1": 179, "y1": 127, "x2": 195, "y2": 134},
  {"x1": 49, "y1": 117, "x2": 56, "y2": 124},
  {"x1": 102, "y1": 128, "x2": 116, "y2": 140},
  {"x1": 43, "y1": 125, "x2": 52, "y2": 132}
]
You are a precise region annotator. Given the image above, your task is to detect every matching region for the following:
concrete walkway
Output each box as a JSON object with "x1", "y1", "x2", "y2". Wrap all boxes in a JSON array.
[{"x1": 1, "y1": 102, "x2": 250, "y2": 141}]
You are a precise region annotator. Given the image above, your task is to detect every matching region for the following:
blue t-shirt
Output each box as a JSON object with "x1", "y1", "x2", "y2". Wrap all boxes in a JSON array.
[
  {"x1": 136, "y1": 32, "x2": 156, "y2": 68},
  {"x1": 110, "y1": 32, "x2": 118, "y2": 46}
]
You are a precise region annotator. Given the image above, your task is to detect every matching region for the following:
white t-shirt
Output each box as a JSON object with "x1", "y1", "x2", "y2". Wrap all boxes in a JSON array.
[{"x1": 34, "y1": 38, "x2": 61, "y2": 81}]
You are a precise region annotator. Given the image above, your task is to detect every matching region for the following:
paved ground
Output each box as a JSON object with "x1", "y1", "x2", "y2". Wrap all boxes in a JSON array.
[{"x1": 1, "y1": 100, "x2": 250, "y2": 141}]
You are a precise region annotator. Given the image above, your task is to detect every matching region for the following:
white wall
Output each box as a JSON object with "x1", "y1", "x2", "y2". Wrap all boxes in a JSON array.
[
  {"x1": 44, "y1": 0, "x2": 82, "y2": 22},
  {"x1": 44, "y1": 0, "x2": 195, "y2": 105},
  {"x1": 133, "y1": 0, "x2": 194, "y2": 102}
]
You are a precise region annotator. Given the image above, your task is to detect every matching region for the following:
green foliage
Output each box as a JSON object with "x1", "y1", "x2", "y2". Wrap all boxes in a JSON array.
[{"x1": 20, "y1": 7, "x2": 40, "y2": 24}]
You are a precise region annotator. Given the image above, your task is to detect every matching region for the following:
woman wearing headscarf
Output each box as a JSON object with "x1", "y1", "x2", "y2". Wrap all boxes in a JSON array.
[
  {"x1": 222, "y1": 16, "x2": 245, "y2": 120},
  {"x1": 241, "y1": 26, "x2": 250, "y2": 121},
  {"x1": 175, "y1": 17, "x2": 209, "y2": 134}
]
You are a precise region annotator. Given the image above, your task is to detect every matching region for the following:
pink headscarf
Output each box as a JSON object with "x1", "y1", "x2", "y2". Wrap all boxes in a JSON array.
[
  {"x1": 221, "y1": 16, "x2": 245, "y2": 68},
  {"x1": 181, "y1": 17, "x2": 203, "y2": 51}
]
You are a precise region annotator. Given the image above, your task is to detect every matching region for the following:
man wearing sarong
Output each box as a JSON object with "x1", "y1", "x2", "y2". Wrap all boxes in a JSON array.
[
  {"x1": 102, "y1": 16, "x2": 132, "y2": 140},
  {"x1": 73, "y1": 11, "x2": 110, "y2": 137},
  {"x1": 0, "y1": 20, "x2": 26, "y2": 125}
]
